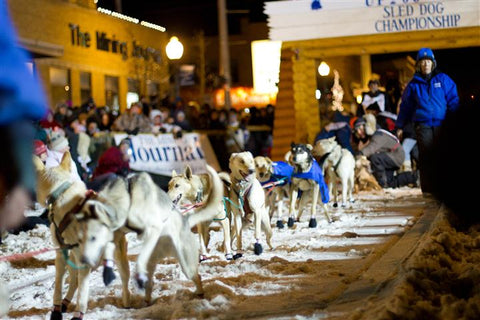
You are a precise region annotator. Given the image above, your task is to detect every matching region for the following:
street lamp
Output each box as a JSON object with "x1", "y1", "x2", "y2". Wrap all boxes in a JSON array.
[{"x1": 166, "y1": 36, "x2": 184, "y2": 99}]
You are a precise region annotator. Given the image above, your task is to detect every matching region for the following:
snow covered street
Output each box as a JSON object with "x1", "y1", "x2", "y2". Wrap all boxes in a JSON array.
[{"x1": 1, "y1": 188, "x2": 427, "y2": 319}]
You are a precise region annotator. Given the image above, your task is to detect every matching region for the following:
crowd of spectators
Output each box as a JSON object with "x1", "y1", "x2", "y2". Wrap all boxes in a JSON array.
[{"x1": 32, "y1": 97, "x2": 275, "y2": 181}]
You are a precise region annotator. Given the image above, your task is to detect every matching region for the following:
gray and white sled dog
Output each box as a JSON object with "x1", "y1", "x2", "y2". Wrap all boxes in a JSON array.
[
  {"x1": 33, "y1": 152, "x2": 130, "y2": 320},
  {"x1": 227, "y1": 152, "x2": 273, "y2": 255},
  {"x1": 314, "y1": 136, "x2": 355, "y2": 207},
  {"x1": 168, "y1": 165, "x2": 233, "y2": 261},
  {"x1": 75, "y1": 163, "x2": 223, "y2": 302},
  {"x1": 287, "y1": 143, "x2": 331, "y2": 228}
]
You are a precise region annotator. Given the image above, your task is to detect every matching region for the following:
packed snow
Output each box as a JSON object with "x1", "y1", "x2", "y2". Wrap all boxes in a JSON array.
[{"x1": 1, "y1": 188, "x2": 429, "y2": 319}]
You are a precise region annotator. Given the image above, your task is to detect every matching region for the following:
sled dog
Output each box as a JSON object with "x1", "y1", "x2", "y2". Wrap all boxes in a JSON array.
[
  {"x1": 314, "y1": 137, "x2": 355, "y2": 207},
  {"x1": 254, "y1": 156, "x2": 293, "y2": 229},
  {"x1": 168, "y1": 165, "x2": 233, "y2": 261},
  {"x1": 288, "y1": 143, "x2": 331, "y2": 228},
  {"x1": 354, "y1": 155, "x2": 383, "y2": 192},
  {"x1": 33, "y1": 152, "x2": 130, "y2": 320},
  {"x1": 228, "y1": 152, "x2": 273, "y2": 255},
  {"x1": 76, "y1": 164, "x2": 223, "y2": 302}
]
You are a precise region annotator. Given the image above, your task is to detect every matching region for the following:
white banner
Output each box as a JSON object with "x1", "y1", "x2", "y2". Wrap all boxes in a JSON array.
[
  {"x1": 113, "y1": 133, "x2": 208, "y2": 176},
  {"x1": 265, "y1": 0, "x2": 480, "y2": 41}
]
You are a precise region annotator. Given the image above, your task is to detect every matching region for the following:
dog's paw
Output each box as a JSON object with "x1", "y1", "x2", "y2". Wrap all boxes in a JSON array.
[
  {"x1": 254, "y1": 243, "x2": 263, "y2": 255},
  {"x1": 103, "y1": 266, "x2": 116, "y2": 286},
  {"x1": 225, "y1": 253, "x2": 234, "y2": 260},
  {"x1": 50, "y1": 310, "x2": 62, "y2": 320},
  {"x1": 276, "y1": 220, "x2": 284, "y2": 229},
  {"x1": 287, "y1": 217, "x2": 295, "y2": 228},
  {"x1": 135, "y1": 273, "x2": 148, "y2": 290},
  {"x1": 308, "y1": 218, "x2": 317, "y2": 228}
]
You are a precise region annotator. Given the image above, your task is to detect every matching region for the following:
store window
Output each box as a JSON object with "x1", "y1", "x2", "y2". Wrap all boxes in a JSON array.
[
  {"x1": 127, "y1": 78, "x2": 140, "y2": 108},
  {"x1": 50, "y1": 67, "x2": 71, "y2": 108},
  {"x1": 80, "y1": 72, "x2": 92, "y2": 105},
  {"x1": 105, "y1": 75, "x2": 119, "y2": 111},
  {"x1": 147, "y1": 80, "x2": 159, "y2": 102}
]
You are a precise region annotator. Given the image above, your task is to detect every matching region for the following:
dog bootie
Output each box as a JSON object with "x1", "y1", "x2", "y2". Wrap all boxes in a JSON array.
[
  {"x1": 254, "y1": 243, "x2": 263, "y2": 255},
  {"x1": 135, "y1": 273, "x2": 148, "y2": 289},
  {"x1": 309, "y1": 218, "x2": 317, "y2": 228},
  {"x1": 233, "y1": 253, "x2": 243, "y2": 260},
  {"x1": 276, "y1": 220, "x2": 284, "y2": 229},
  {"x1": 287, "y1": 217, "x2": 295, "y2": 228},
  {"x1": 50, "y1": 310, "x2": 62, "y2": 320},
  {"x1": 103, "y1": 266, "x2": 116, "y2": 286}
]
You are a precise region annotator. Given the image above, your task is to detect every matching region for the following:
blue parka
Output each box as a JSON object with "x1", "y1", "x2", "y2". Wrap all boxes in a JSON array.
[
  {"x1": 396, "y1": 70, "x2": 459, "y2": 129},
  {"x1": 0, "y1": 1, "x2": 47, "y2": 124}
]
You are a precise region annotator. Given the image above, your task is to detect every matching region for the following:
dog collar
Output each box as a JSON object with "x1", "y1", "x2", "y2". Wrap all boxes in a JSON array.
[{"x1": 46, "y1": 181, "x2": 74, "y2": 207}]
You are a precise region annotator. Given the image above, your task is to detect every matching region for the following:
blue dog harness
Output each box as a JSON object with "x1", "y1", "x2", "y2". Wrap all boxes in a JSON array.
[
  {"x1": 293, "y1": 160, "x2": 330, "y2": 204},
  {"x1": 261, "y1": 161, "x2": 294, "y2": 187}
]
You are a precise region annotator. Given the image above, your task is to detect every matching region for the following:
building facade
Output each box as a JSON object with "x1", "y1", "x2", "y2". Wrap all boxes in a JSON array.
[{"x1": 7, "y1": 0, "x2": 170, "y2": 112}]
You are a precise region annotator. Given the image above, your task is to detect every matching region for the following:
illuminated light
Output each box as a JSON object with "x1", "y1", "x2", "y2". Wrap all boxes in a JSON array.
[
  {"x1": 356, "y1": 94, "x2": 363, "y2": 104},
  {"x1": 166, "y1": 36, "x2": 184, "y2": 60},
  {"x1": 97, "y1": 7, "x2": 166, "y2": 32},
  {"x1": 471, "y1": 95, "x2": 475, "y2": 99},
  {"x1": 244, "y1": 108, "x2": 250, "y2": 114},
  {"x1": 318, "y1": 61, "x2": 330, "y2": 76},
  {"x1": 93, "y1": 0, "x2": 98, "y2": 3},
  {"x1": 64, "y1": 85, "x2": 70, "y2": 91},
  {"x1": 140, "y1": 21, "x2": 166, "y2": 32},
  {"x1": 315, "y1": 89, "x2": 321, "y2": 100},
  {"x1": 251, "y1": 40, "x2": 282, "y2": 94}
]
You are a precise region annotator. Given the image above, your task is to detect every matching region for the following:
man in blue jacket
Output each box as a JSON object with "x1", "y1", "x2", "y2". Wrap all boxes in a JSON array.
[{"x1": 395, "y1": 48, "x2": 459, "y2": 196}]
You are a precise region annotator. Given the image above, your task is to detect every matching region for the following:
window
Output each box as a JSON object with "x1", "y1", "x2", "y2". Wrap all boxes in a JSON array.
[
  {"x1": 50, "y1": 67, "x2": 71, "y2": 107},
  {"x1": 80, "y1": 72, "x2": 91, "y2": 105},
  {"x1": 105, "y1": 75, "x2": 119, "y2": 111}
]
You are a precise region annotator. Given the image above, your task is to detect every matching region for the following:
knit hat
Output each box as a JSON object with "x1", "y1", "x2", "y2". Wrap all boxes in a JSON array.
[
  {"x1": 49, "y1": 131, "x2": 69, "y2": 151},
  {"x1": 149, "y1": 109, "x2": 163, "y2": 122},
  {"x1": 416, "y1": 48, "x2": 436, "y2": 68},
  {"x1": 353, "y1": 117, "x2": 366, "y2": 129},
  {"x1": 33, "y1": 139, "x2": 47, "y2": 156}
]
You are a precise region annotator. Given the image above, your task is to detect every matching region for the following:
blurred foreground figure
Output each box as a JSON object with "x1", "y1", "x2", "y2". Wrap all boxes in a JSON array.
[{"x1": 0, "y1": 0, "x2": 47, "y2": 315}]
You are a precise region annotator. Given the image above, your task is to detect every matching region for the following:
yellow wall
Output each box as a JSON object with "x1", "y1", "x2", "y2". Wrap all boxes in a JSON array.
[{"x1": 8, "y1": 0, "x2": 170, "y2": 111}]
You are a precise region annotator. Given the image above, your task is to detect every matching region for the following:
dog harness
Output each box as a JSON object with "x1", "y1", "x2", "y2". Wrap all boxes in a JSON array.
[
  {"x1": 261, "y1": 161, "x2": 294, "y2": 187},
  {"x1": 46, "y1": 182, "x2": 97, "y2": 249},
  {"x1": 293, "y1": 159, "x2": 330, "y2": 204}
]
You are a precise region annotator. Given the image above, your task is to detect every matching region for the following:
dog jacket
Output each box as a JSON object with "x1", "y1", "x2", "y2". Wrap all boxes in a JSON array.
[
  {"x1": 293, "y1": 160, "x2": 330, "y2": 204},
  {"x1": 261, "y1": 161, "x2": 294, "y2": 186}
]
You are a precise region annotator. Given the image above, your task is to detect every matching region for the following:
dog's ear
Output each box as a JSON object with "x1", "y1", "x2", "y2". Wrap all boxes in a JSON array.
[
  {"x1": 229, "y1": 153, "x2": 238, "y2": 162},
  {"x1": 284, "y1": 151, "x2": 292, "y2": 164},
  {"x1": 306, "y1": 144, "x2": 313, "y2": 150},
  {"x1": 60, "y1": 151, "x2": 72, "y2": 172},
  {"x1": 328, "y1": 136, "x2": 336, "y2": 142},
  {"x1": 32, "y1": 155, "x2": 45, "y2": 172},
  {"x1": 184, "y1": 165, "x2": 193, "y2": 180},
  {"x1": 171, "y1": 169, "x2": 178, "y2": 177},
  {"x1": 266, "y1": 157, "x2": 273, "y2": 165},
  {"x1": 291, "y1": 142, "x2": 295, "y2": 148}
]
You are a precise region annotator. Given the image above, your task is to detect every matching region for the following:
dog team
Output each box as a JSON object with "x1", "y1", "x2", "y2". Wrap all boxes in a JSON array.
[{"x1": 33, "y1": 135, "x2": 387, "y2": 319}]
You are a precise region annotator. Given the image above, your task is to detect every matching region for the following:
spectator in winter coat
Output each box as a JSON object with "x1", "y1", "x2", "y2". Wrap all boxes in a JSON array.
[
  {"x1": 315, "y1": 111, "x2": 353, "y2": 154},
  {"x1": 45, "y1": 130, "x2": 82, "y2": 182},
  {"x1": 91, "y1": 138, "x2": 131, "y2": 180},
  {"x1": 357, "y1": 79, "x2": 391, "y2": 117},
  {"x1": 112, "y1": 102, "x2": 152, "y2": 134},
  {"x1": 395, "y1": 47, "x2": 459, "y2": 195},
  {"x1": 353, "y1": 116, "x2": 417, "y2": 189}
]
